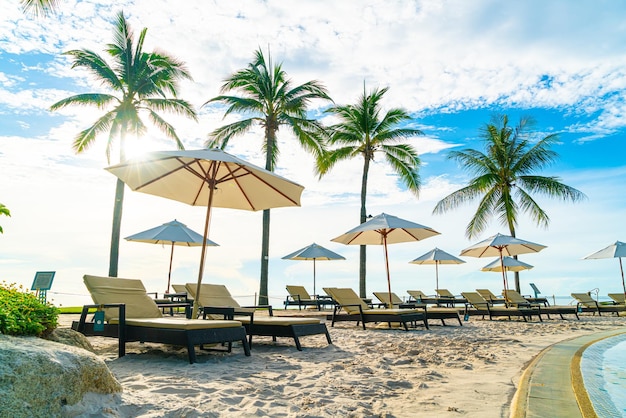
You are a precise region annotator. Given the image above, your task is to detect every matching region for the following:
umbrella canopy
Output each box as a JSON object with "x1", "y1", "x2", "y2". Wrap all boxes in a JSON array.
[
  {"x1": 481, "y1": 256, "x2": 534, "y2": 272},
  {"x1": 106, "y1": 148, "x2": 305, "y2": 317},
  {"x1": 409, "y1": 247, "x2": 465, "y2": 290},
  {"x1": 331, "y1": 213, "x2": 440, "y2": 304},
  {"x1": 583, "y1": 241, "x2": 626, "y2": 295},
  {"x1": 125, "y1": 219, "x2": 218, "y2": 293},
  {"x1": 461, "y1": 233, "x2": 546, "y2": 292},
  {"x1": 282, "y1": 243, "x2": 345, "y2": 296}
]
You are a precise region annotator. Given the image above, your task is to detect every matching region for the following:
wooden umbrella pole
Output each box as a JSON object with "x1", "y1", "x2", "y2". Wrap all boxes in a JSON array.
[
  {"x1": 383, "y1": 233, "x2": 392, "y2": 308},
  {"x1": 166, "y1": 241, "x2": 175, "y2": 294},
  {"x1": 499, "y1": 249, "x2": 508, "y2": 295},
  {"x1": 192, "y1": 165, "x2": 218, "y2": 319},
  {"x1": 618, "y1": 257, "x2": 626, "y2": 295},
  {"x1": 313, "y1": 258, "x2": 317, "y2": 298},
  {"x1": 435, "y1": 261, "x2": 439, "y2": 291}
]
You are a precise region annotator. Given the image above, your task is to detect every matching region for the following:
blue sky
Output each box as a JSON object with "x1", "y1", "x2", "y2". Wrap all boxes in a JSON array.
[{"x1": 1, "y1": 0, "x2": 625, "y2": 307}]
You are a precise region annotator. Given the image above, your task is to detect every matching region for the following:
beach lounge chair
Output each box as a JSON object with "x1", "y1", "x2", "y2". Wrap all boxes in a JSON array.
[
  {"x1": 435, "y1": 289, "x2": 467, "y2": 306},
  {"x1": 373, "y1": 291, "x2": 462, "y2": 326},
  {"x1": 185, "y1": 283, "x2": 332, "y2": 350},
  {"x1": 571, "y1": 293, "x2": 626, "y2": 316},
  {"x1": 476, "y1": 289, "x2": 507, "y2": 305},
  {"x1": 73, "y1": 275, "x2": 250, "y2": 363},
  {"x1": 608, "y1": 293, "x2": 626, "y2": 305},
  {"x1": 461, "y1": 292, "x2": 542, "y2": 322},
  {"x1": 284, "y1": 285, "x2": 334, "y2": 310},
  {"x1": 503, "y1": 290, "x2": 579, "y2": 320},
  {"x1": 406, "y1": 290, "x2": 444, "y2": 305},
  {"x1": 325, "y1": 288, "x2": 428, "y2": 330}
]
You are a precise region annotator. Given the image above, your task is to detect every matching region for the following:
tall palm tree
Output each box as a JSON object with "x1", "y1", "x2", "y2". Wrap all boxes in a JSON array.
[
  {"x1": 51, "y1": 11, "x2": 197, "y2": 277},
  {"x1": 204, "y1": 48, "x2": 331, "y2": 305},
  {"x1": 433, "y1": 114, "x2": 586, "y2": 291},
  {"x1": 0, "y1": 203, "x2": 10, "y2": 234},
  {"x1": 317, "y1": 85, "x2": 423, "y2": 298}
]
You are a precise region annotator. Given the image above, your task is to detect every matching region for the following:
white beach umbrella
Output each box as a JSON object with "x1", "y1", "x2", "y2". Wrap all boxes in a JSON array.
[
  {"x1": 106, "y1": 148, "x2": 304, "y2": 317},
  {"x1": 125, "y1": 219, "x2": 218, "y2": 293},
  {"x1": 583, "y1": 241, "x2": 626, "y2": 296},
  {"x1": 409, "y1": 247, "x2": 465, "y2": 290},
  {"x1": 461, "y1": 233, "x2": 546, "y2": 292},
  {"x1": 332, "y1": 213, "x2": 440, "y2": 304},
  {"x1": 282, "y1": 243, "x2": 345, "y2": 296},
  {"x1": 481, "y1": 256, "x2": 534, "y2": 290}
]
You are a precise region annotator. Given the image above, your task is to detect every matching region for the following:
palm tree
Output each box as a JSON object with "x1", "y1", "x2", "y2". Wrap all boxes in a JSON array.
[
  {"x1": 433, "y1": 114, "x2": 586, "y2": 291},
  {"x1": 204, "y1": 48, "x2": 331, "y2": 305},
  {"x1": 0, "y1": 203, "x2": 10, "y2": 234},
  {"x1": 20, "y1": 0, "x2": 60, "y2": 17},
  {"x1": 317, "y1": 85, "x2": 423, "y2": 298},
  {"x1": 51, "y1": 11, "x2": 197, "y2": 277}
]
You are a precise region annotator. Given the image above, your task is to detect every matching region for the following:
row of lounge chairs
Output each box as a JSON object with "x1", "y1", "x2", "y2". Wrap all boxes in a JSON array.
[{"x1": 73, "y1": 275, "x2": 332, "y2": 364}]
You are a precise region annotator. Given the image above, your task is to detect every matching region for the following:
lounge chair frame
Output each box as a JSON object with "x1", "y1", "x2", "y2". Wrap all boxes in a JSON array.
[
  {"x1": 189, "y1": 284, "x2": 333, "y2": 351},
  {"x1": 503, "y1": 290, "x2": 579, "y2": 320},
  {"x1": 329, "y1": 303, "x2": 428, "y2": 330},
  {"x1": 284, "y1": 285, "x2": 336, "y2": 311},
  {"x1": 373, "y1": 291, "x2": 462, "y2": 326},
  {"x1": 461, "y1": 292, "x2": 542, "y2": 322},
  {"x1": 72, "y1": 304, "x2": 251, "y2": 363},
  {"x1": 571, "y1": 293, "x2": 626, "y2": 316}
]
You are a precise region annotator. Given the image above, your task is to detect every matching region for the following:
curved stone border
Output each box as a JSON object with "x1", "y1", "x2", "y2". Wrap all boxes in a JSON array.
[{"x1": 510, "y1": 328, "x2": 626, "y2": 418}]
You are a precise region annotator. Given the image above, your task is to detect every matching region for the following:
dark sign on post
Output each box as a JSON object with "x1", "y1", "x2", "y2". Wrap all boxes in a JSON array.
[{"x1": 31, "y1": 271, "x2": 55, "y2": 291}]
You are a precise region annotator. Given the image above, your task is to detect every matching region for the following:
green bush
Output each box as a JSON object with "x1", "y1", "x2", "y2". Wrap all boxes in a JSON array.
[{"x1": 0, "y1": 282, "x2": 59, "y2": 336}]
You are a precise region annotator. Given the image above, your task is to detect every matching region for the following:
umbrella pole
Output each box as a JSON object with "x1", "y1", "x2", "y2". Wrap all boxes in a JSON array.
[
  {"x1": 166, "y1": 242, "x2": 175, "y2": 294},
  {"x1": 313, "y1": 258, "x2": 317, "y2": 298},
  {"x1": 383, "y1": 234, "x2": 392, "y2": 308},
  {"x1": 499, "y1": 249, "x2": 508, "y2": 294},
  {"x1": 618, "y1": 257, "x2": 626, "y2": 295},
  {"x1": 435, "y1": 261, "x2": 439, "y2": 290},
  {"x1": 192, "y1": 171, "x2": 218, "y2": 319}
]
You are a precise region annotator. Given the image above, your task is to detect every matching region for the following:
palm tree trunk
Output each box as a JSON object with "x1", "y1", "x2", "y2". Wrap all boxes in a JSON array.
[
  {"x1": 108, "y1": 178, "x2": 124, "y2": 277},
  {"x1": 258, "y1": 124, "x2": 276, "y2": 305},
  {"x1": 359, "y1": 156, "x2": 370, "y2": 298},
  {"x1": 108, "y1": 129, "x2": 128, "y2": 278},
  {"x1": 259, "y1": 209, "x2": 270, "y2": 305}
]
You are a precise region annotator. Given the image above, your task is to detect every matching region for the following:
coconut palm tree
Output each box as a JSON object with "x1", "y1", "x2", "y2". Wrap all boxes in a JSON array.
[
  {"x1": 204, "y1": 48, "x2": 331, "y2": 305},
  {"x1": 0, "y1": 203, "x2": 10, "y2": 234},
  {"x1": 50, "y1": 11, "x2": 197, "y2": 277},
  {"x1": 317, "y1": 85, "x2": 423, "y2": 298},
  {"x1": 433, "y1": 114, "x2": 586, "y2": 291},
  {"x1": 20, "y1": 0, "x2": 60, "y2": 17}
]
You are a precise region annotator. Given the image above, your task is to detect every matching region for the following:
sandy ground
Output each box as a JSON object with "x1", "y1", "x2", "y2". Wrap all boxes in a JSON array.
[{"x1": 58, "y1": 312, "x2": 625, "y2": 417}]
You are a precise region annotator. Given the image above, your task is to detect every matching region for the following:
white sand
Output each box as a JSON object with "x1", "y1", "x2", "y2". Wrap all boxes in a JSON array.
[{"x1": 59, "y1": 314, "x2": 625, "y2": 417}]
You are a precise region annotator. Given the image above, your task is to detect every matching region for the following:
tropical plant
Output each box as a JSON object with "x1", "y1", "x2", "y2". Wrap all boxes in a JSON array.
[
  {"x1": 433, "y1": 114, "x2": 586, "y2": 291},
  {"x1": 317, "y1": 85, "x2": 423, "y2": 298},
  {"x1": 50, "y1": 11, "x2": 197, "y2": 277},
  {"x1": 205, "y1": 48, "x2": 331, "y2": 305},
  {"x1": 20, "y1": 0, "x2": 60, "y2": 17},
  {"x1": 0, "y1": 281, "x2": 59, "y2": 336},
  {"x1": 0, "y1": 203, "x2": 10, "y2": 234}
]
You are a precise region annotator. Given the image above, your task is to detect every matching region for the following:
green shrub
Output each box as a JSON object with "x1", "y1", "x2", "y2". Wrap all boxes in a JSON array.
[{"x1": 0, "y1": 282, "x2": 59, "y2": 336}]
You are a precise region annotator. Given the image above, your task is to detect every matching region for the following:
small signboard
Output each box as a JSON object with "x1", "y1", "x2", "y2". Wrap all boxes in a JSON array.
[{"x1": 31, "y1": 271, "x2": 55, "y2": 291}]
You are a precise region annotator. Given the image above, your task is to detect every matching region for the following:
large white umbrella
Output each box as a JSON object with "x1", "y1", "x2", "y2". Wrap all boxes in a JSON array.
[
  {"x1": 106, "y1": 148, "x2": 305, "y2": 317},
  {"x1": 461, "y1": 233, "x2": 546, "y2": 292},
  {"x1": 331, "y1": 213, "x2": 440, "y2": 304},
  {"x1": 282, "y1": 243, "x2": 345, "y2": 297},
  {"x1": 481, "y1": 256, "x2": 533, "y2": 290},
  {"x1": 125, "y1": 219, "x2": 218, "y2": 294},
  {"x1": 409, "y1": 247, "x2": 465, "y2": 290},
  {"x1": 583, "y1": 241, "x2": 626, "y2": 296}
]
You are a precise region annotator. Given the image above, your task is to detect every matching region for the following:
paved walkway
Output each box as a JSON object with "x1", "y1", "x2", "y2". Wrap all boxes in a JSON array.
[{"x1": 511, "y1": 327, "x2": 626, "y2": 418}]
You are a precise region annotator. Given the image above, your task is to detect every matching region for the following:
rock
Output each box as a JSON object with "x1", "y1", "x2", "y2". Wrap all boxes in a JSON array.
[
  {"x1": 44, "y1": 328, "x2": 95, "y2": 352},
  {"x1": 0, "y1": 334, "x2": 122, "y2": 418}
]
